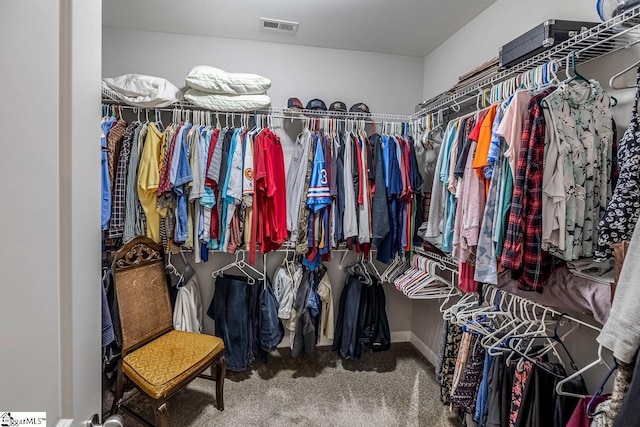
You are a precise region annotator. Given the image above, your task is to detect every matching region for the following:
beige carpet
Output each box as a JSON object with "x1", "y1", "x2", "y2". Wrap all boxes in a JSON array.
[{"x1": 103, "y1": 343, "x2": 459, "y2": 427}]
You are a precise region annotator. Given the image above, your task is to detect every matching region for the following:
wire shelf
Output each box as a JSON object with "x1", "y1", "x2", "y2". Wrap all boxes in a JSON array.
[
  {"x1": 101, "y1": 85, "x2": 415, "y2": 123},
  {"x1": 418, "y1": 6, "x2": 640, "y2": 114}
]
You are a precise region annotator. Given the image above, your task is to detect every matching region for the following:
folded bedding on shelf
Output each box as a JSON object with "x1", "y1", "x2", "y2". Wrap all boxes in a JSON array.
[
  {"x1": 183, "y1": 89, "x2": 271, "y2": 112},
  {"x1": 102, "y1": 74, "x2": 182, "y2": 108},
  {"x1": 185, "y1": 65, "x2": 271, "y2": 96}
]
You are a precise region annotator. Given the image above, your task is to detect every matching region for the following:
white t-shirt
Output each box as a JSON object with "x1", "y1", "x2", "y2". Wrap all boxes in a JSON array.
[
  {"x1": 243, "y1": 131, "x2": 255, "y2": 197},
  {"x1": 342, "y1": 133, "x2": 358, "y2": 239},
  {"x1": 497, "y1": 90, "x2": 532, "y2": 182}
]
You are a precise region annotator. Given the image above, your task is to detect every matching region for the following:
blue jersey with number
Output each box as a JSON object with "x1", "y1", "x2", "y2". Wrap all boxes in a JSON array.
[{"x1": 306, "y1": 136, "x2": 331, "y2": 212}]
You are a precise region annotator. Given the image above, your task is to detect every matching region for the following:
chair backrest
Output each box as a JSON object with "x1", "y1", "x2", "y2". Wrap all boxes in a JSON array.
[{"x1": 112, "y1": 237, "x2": 174, "y2": 355}]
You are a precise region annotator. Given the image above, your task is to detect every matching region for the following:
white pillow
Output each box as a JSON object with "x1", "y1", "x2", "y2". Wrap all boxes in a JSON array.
[
  {"x1": 185, "y1": 66, "x2": 271, "y2": 95},
  {"x1": 184, "y1": 89, "x2": 271, "y2": 112},
  {"x1": 102, "y1": 74, "x2": 182, "y2": 108}
]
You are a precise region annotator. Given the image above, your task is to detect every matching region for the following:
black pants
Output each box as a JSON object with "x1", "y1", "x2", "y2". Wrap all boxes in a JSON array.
[{"x1": 208, "y1": 274, "x2": 249, "y2": 372}]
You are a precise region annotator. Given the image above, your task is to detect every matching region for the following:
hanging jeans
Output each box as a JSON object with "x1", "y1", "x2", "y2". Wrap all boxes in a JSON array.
[
  {"x1": 208, "y1": 274, "x2": 249, "y2": 372},
  {"x1": 332, "y1": 274, "x2": 363, "y2": 360}
]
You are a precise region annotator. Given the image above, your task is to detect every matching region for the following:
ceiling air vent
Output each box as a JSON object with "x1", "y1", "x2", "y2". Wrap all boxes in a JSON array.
[{"x1": 260, "y1": 18, "x2": 299, "y2": 34}]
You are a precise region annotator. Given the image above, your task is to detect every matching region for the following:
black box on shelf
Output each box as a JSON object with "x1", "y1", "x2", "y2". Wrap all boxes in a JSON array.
[{"x1": 499, "y1": 19, "x2": 598, "y2": 69}]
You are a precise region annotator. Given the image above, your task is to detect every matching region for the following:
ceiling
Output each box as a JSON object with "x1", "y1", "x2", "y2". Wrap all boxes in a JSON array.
[{"x1": 102, "y1": 0, "x2": 497, "y2": 57}]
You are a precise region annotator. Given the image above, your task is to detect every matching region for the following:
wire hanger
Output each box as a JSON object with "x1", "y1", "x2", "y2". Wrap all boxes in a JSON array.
[{"x1": 211, "y1": 250, "x2": 264, "y2": 285}]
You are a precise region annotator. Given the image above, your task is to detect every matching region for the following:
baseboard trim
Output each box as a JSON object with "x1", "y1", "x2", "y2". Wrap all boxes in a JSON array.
[
  {"x1": 410, "y1": 333, "x2": 438, "y2": 366},
  {"x1": 391, "y1": 330, "x2": 411, "y2": 343}
]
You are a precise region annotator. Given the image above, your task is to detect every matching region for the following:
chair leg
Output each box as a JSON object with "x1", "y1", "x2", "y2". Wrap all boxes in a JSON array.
[
  {"x1": 153, "y1": 402, "x2": 169, "y2": 427},
  {"x1": 215, "y1": 356, "x2": 226, "y2": 411},
  {"x1": 110, "y1": 362, "x2": 125, "y2": 416}
]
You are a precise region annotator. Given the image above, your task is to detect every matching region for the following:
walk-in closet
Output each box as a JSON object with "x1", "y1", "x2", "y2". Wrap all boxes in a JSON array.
[{"x1": 4, "y1": 0, "x2": 640, "y2": 426}]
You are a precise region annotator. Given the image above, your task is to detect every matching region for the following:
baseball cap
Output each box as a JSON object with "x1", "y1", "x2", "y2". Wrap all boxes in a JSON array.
[
  {"x1": 306, "y1": 99, "x2": 327, "y2": 111},
  {"x1": 329, "y1": 101, "x2": 347, "y2": 112},
  {"x1": 287, "y1": 97, "x2": 304, "y2": 109},
  {"x1": 349, "y1": 103, "x2": 370, "y2": 114}
]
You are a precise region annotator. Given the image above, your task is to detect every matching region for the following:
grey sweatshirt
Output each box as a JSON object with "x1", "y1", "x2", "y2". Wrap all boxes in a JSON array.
[{"x1": 598, "y1": 224, "x2": 640, "y2": 364}]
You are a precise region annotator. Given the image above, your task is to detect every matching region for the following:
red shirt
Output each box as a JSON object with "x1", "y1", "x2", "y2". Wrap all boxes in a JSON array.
[{"x1": 250, "y1": 129, "x2": 287, "y2": 263}]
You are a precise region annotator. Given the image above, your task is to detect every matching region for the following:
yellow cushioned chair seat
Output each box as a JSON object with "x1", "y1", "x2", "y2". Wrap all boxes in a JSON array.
[{"x1": 123, "y1": 330, "x2": 224, "y2": 400}]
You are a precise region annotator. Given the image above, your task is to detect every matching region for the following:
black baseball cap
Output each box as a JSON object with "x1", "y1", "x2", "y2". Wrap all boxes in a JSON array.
[
  {"x1": 329, "y1": 101, "x2": 347, "y2": 112},
  {"x1": 306, "y1": 99, "x2": 327, "y2": 111},
  {"x1": 287, "y1": 97, "x2": 303, "y2": 109},
  {"x1": 349, "y1": 103, "x2": 370, "y2": 114}
]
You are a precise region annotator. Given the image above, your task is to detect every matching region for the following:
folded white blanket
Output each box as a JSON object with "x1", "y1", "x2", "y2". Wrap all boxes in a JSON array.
[
  {"x1": 184, "y1": 89, "x2": 271, "y2": 112},
  {"x1": 185, "y1": 65, "x2": 271, "y2": 95}
]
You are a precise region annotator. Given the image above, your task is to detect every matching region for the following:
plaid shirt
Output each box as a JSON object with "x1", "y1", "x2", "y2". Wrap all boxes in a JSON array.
[
  {"x1": 107, "y1": 121, "x2": 135, "y2": 240},
  {"x1": 501, "y1": 89, "x2": 555, "y2": 292},
  {"x1": 106, "y1": 119, "x2": 127, "y2": 189}
]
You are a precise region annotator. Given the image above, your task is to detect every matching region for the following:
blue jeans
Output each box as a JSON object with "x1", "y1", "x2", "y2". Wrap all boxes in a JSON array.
[{"x1": 208, "y1": 275, "x2": 249, "y2": 372}]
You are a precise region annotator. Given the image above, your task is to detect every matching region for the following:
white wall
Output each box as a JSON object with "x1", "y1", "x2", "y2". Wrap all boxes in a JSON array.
[
  {"x1": 416, "y1": 0, "x2": 638, "y2": 392},
  {"x1": 0, "y1": 0, "x2": 62, "y2": 416},
  {"x1": 0, "y1": 0, "x2": 102, "y2": 422},
  {"x1": 103, "y1": 27, "x2": 423, "y2": 115},
  {"x1": 103, "y1": 27, "x2": 425, "y2": 339}
]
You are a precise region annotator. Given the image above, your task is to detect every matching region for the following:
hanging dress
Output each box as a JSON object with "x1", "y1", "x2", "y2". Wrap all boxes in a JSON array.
[{"x1": 595, "y1": 67, "x2": 640, "y2": 261}]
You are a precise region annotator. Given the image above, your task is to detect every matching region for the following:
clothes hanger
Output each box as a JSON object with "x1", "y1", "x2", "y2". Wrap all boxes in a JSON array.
[
  {"x1": 165, "y1": 251, "x2": 180, "y2": 278},
  {"x1": 402, "y1": 258, "x2": 450, "y2": 298},
  {"x1": 211, "y1": 250, "x2": 264, "y2": 285},
  {"x1": 504, "y1": 312, "x2": 578, "y2": 374},
  {"x1": 176, "y1": 248, "x2": 195, "y2": 289},
  {"x1": 503, "y1": 302, "x2": 552, "y2": 357},
  {"x1": 586, "y1": 360, "x2": 619, "y2": 417},
  {"x1": 381, "y1": 254, "x2": 403, "y2": 282},
  {"x1": 556, "y1": 343, "x2": 612, "y2": 399},
  {"x1": 521, "y1": 315, "x2": 579, "y2": 368},
  {"x1": 439, "y1": 286, "x2": 462, "y2": 313},
  {"x1": 443, "y1": 292, "x2": 477, "y2": 321},
  {"x1": 450, "y1": 97, "x2": 461, "y2": 113},
  {"x1": 497, "y1": 302, "x2": 547, "y2": 361},
  {"x1": 565, "y1": 51, "x2": 590, "y2": 84},
  {"x1": 609, "y1": 58, "x2": 640, "y2": 89},
  {"x1": 154, "y1": 109, "x2": 165, "y2": 131}
]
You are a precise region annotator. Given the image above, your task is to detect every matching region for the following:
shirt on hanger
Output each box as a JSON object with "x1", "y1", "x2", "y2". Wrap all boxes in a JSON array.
[
  {"x1": 137, "y1": 122, "x2": 163, "y2": 243},
  {"x1": 101, "y1": 116, "x2": 117, "y2": 231},
  {"x1": 497, "y1": 91, "x2": 532, "y2": 183},
  {"x1": 501, "y1": 88, "x2": 555, "y2": 292}
]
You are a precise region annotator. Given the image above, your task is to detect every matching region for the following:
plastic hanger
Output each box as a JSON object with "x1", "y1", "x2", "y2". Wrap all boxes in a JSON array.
[
  {"x1": 609, "y1": 59, "x2": 640, "y2": 89},
  {"x1": 175, "y1": 249, "x2": 195, "y2": 289},
  {"x1": 211, "y1": 250, "x2": 264, "y2": 285},
  {"x1": 443, "y1": 292, "x2": 477, "y2": 321},
  {"x1": 556, "y1": 344, "x2": 611, "y2": 399},
  {"x1": 165, "y1": 251, "x2": 180, "y2": 277},
  {"x1": 586, "y1": 360, "x2": 618, "y2": 417}
]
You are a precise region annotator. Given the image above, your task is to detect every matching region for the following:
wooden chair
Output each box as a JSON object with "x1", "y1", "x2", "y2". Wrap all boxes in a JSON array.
[{"x1": 110, "y1": 237, "x2": 226, "y2": 426}]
